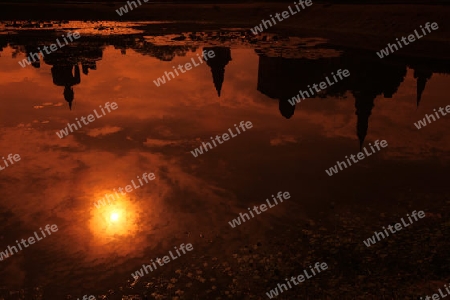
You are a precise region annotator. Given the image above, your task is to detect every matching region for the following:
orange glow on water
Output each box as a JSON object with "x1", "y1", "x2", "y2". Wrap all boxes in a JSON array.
[
  {"x1": 110, "y1": 212, "x2": 120, "y2": 222},
  {"x1": 89, "y1": 192, "x2": 139, "y2": 240}
]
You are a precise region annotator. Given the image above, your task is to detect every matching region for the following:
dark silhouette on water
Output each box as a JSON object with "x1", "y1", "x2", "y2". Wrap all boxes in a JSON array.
[
  {"x1": 42, "y1": 41, "x2": 103, "y2": 110},
  {"x1": 82, "y1": 60, "x2": 97, "y2": 75},
  {"x1": 413, "y1": 69, "x2": 433, "y2": 107},
  {"x1": 203, "y1": 47, "x2": 232, "y2": 97},
  {"x1": 279, "y1": 99, "x2": 295, "y2": 119},
  {"x1": 0, "y1": 30, "x2": 448, "y2": 131},
  {"x1": 353, "y1": 92, "x2": 375, "y2": 151},
  {"x1": 256, "y1": 51, "x2": 411, "y2": 149},
  {"x1": 345, "y1": 54, "x2": 406, "y2": 149},
  {"x1": 256, "y1": 55, "x2": 345, "y2": 120},
  {"x1": 51, "y1": 64, "x2": 80, "y2": 110}
]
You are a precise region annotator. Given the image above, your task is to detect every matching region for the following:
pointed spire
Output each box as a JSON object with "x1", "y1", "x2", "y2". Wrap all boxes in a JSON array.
[
  {"x1": 203, "y1": 47, "x2": 231, "y2": 98},
  {"x1": 63, "y1": 86, "x2": 74, "y2": 111},
  {"x1": 354, "y1": 92, "x2": 375, "y2": 152},
  {"x1": 212, "y1": 67, "x2": 224, "y2": 97},
  {"x1": 413, "y1": 69, "x2": 432, "y2": 108},
  {"x1": 357, "y1": 116, "x2": 367, "y2": 152}
]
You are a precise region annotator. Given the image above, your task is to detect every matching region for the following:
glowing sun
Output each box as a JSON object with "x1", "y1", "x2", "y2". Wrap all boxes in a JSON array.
[
  {"x1": 89, "y1": 191, "x2": 139, "y2": 240},
  {"x1": 110, "y1": 212, "x2": 120, "y2": 222}
]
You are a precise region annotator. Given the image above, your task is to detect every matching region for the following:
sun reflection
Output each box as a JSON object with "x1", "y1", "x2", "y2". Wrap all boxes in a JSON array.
[
  {"x1": 89, "y1": 192, "x2": 139, "y2": 240},
  {"x1": 110, "y1": 212, "x2": 120, "y2": 222}
]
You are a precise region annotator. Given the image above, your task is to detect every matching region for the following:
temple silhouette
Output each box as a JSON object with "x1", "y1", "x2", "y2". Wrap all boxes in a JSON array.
[
  {"x1": 344, "y1": 52, "x2": 407, "y2": 149},
  {"x1": 257, "y1": 55, "x2": 346, "y2": 119},
  {"x1": 412, "y1": 68, "x2": 433, "y2": 108},
  {"x1": 256, "y1": 51, "x2": 410, "y2": 148},
  {"x1": 203, "y1": 47, "x2": 232, "y2": 97},
  {"x1": 1, "y1": 30, "x2": 449, "y2": 145},
  {"x1": 43, "y1": 44, "x2": 103, "y2": 110}
]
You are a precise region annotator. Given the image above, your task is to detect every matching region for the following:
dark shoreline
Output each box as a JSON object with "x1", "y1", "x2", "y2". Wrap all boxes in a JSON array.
[{"x1": 1, "y1": 3, "x2": 449, "y2": 59}]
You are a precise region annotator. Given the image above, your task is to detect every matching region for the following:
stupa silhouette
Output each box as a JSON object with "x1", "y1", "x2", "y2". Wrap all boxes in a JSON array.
[{"x1": 203, "y1": 47, "x2": 232, "y2": 97}]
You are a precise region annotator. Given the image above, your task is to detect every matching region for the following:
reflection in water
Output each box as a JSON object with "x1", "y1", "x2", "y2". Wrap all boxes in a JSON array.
[
  {"x1": 256, "y1": 55, "x2": 338, "y2": 119},
  {"x1": 52, "y1": 65, "x2": 80, "y2": 110},
  {"x1": 43, "y1": 44, "x2": 103, "y2": 109},
  {"x1": 89, "y1": 192, "x2": 138, "y2": 240},
  {"x1": 1, "y1": 29, "x2": 450, "y2": 299},
  {"x1": 3, "y1": 29, "x2": 448, "y2": 146},
  {"x1": 413, "y1": 69, "x2": 433, "y2": 107},
  {"x1": 255, "y1": 51, "x2": 448, "y2": 148},
  {"x1": 203, "y1": 47, "x2": 232, "y2": 97},
  {"x1": 346, "y1": 54, "x2": 407, "y2": 148},
  {"x1": 126, "y1": 35, "x2": 198, "y2": 61}
]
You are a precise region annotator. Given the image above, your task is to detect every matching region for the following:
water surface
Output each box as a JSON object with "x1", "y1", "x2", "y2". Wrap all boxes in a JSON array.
[{"x1": 0, "y1": 23, "x2": 449, "y2": 299}]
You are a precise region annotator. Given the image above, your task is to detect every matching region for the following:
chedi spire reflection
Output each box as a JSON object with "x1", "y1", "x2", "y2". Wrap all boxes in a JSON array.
[{"x1": 203, "y1": 47, "x2": 232, "y2": 97}]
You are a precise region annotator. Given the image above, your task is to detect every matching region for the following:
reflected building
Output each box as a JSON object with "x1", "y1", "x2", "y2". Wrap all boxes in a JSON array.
[
  {"x1": 412, "y1": 68, "x2": 433, "y2": 107},
  {"x1": 0, "y1": 32, "x2": 105, "y2": 110},
  {"x1": 1, "y1": 29, "x2": 448, "y2": 133},
  {"x1": 257, "y1": 56, "x2": 301, "y2": 119},
  {"x1": 406, "y1": 59, "x2": 450, "y2": 107},
  {"x1": 343, "y1": 53, "x2": 406, "y2": 148},
  {"x1": 44, "y1": 44, "x2": 103, "y2": 110},
  {"x1": 353, "y1": 92, "x2": 375, "y2": 150},
  {"x1": 203, "y1": 47, "x2": 232, "y2": 97},
  {"x1": 256, "y1": 54, "x2": 344, "y2": 119},
  {"x1": 256, "y1": 51, "x2": 407, "y2": 148},
  {"x1": 80, "y1": 47, "x2": 102, "y2": 76},
  {"x1": 51, "y1": 64, "x2": 80, "y2": 110}
]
